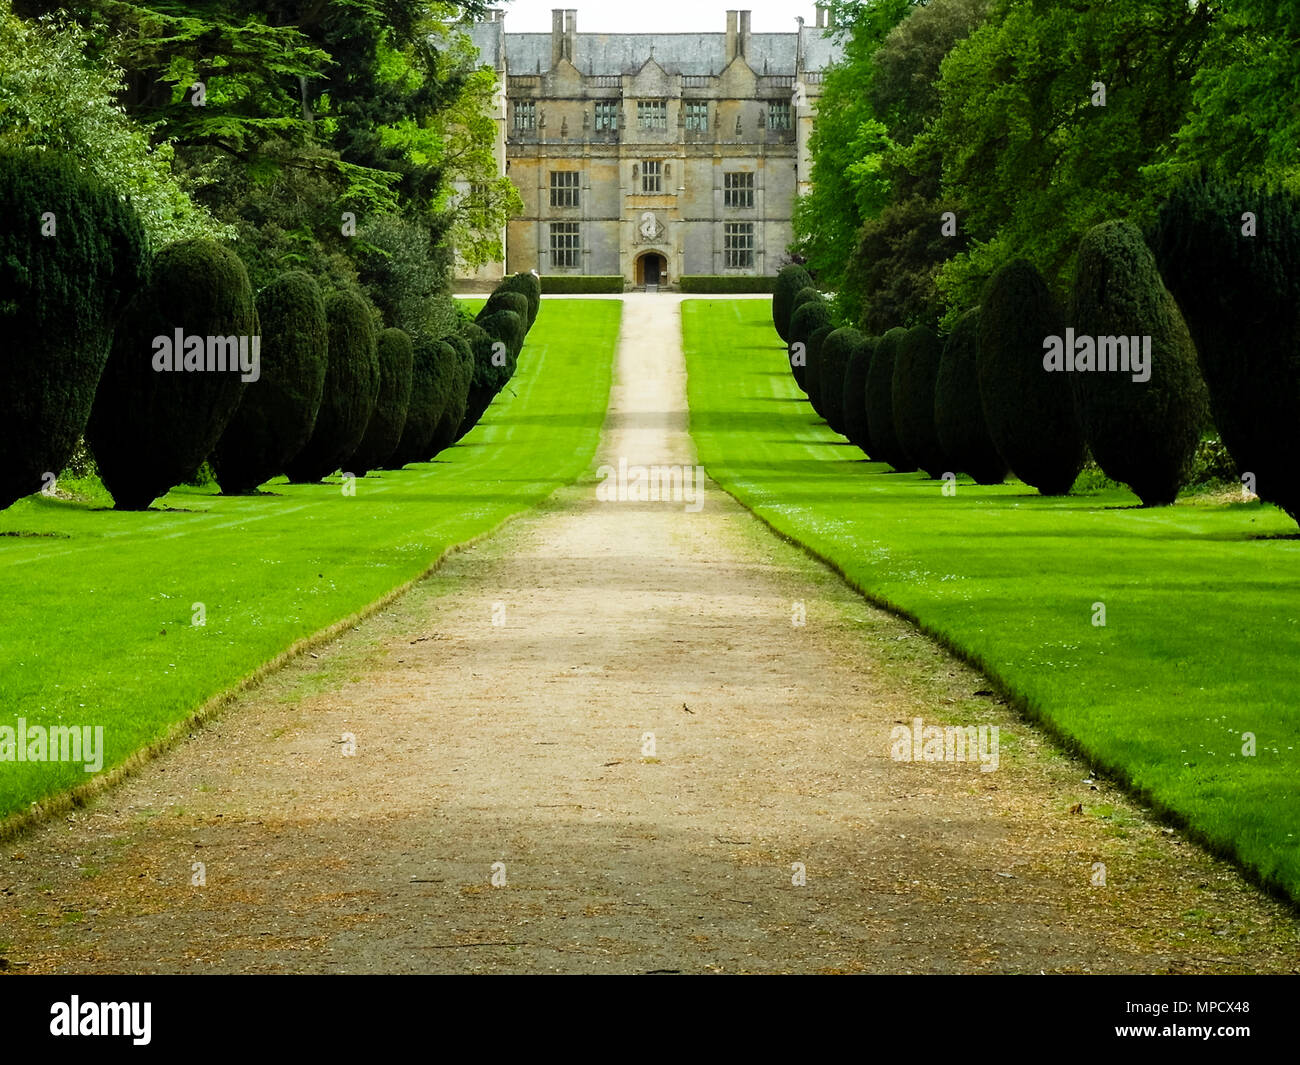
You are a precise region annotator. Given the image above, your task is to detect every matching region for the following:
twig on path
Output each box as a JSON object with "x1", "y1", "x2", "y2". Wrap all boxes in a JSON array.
[
  {"x1": 714, "y1": 837, "x2": 751, "y2": 845},
  {"x1": 422, "y1": 941, "x2": 527, "y2": 949},
  {"x1": 681, "y1": 702, "x2": 695, "y2": 714}
]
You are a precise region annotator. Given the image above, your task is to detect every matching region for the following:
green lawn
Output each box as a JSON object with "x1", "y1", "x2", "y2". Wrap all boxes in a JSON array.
[
  {"x1": 0, "y1": 298, "x2": 620, "y2": 823},
  {"x1": 683, "y1": 298, "x2": 1300, "y2": 904}
]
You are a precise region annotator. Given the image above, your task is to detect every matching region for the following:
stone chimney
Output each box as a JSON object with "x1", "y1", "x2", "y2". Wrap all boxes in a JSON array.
[
  {"x1": 551, "y1": 9, "x2": 577, "y2": 66},
  {"x1": 726, "y1": 10, "x2": 751, "y2": 63},
  {"x1": 814, "y1": 3, "x2": 832, "y2": 29}
]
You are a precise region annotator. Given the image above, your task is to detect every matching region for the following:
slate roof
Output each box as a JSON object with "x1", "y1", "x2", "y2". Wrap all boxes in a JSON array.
[{"x1": 462, "y1": 21, "x2": 842, "y2": 77}]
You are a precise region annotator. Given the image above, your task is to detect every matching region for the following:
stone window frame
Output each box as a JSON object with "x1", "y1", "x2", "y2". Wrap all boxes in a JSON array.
[
  {"x1": 767, "y1": 99, "x2": 792, "y2": 131},
  {"x1": 724, "y1": 171, "x2": 755, "y2": 209},
  {"x1": 637, "y1": 99, "x2": 668, "y2": 131},
  {"x1": 550, "y1": 222, "x2": 581, "y2": 270},
  {"x1": 513, "y1": 99, "x2": 537, "y2": 131},
  {"x1": 684, "y1": 101, "x2": 709, "y2": 131},
  {"x1": 550, "y1": 170, "x2": 581, "y2": 208},
  {"x1": 724, "y1": 222, "x2": 755, "y2": 270},
  {"x1": 594, "y1": 100, "x2": 619, "y2": 132},
  {"x1": 641, "y1": 159, "x2": 663, "y2": 194}
]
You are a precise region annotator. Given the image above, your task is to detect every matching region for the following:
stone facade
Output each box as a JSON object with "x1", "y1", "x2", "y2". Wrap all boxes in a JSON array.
[{"x1": 458, "y1": 6, "x2": 842, "y2": 288}]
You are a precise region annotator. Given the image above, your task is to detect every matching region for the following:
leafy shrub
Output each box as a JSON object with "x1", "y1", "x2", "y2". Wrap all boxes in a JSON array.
[
  {"x1": 866, "y1": 327, "x2": 918, "y2": 472},
  {"x1": 934, "y1": 307, "x2": 1007, "y2": 485},
  {"x1": 977, "y1": 260, "x2": 1085, "y2": 495},
  {"x1": 349, "y1": 328, "x2": 415, "y2": 476},
  {"x1": 86, "y1": 238, "x2": 255, "y2": 509},
  {"x1": 211, "y1": 271, "x2": 329, "y2": 494},
  {"x1": 892, "y1": 325, "x2": 949, "y2": 479},
  {"x1": 0, "y1": 149, "x2": 148, "y2": 510},
  {"x1": 284, "y1": 287, "x2": 380, "y2": 483},
  {"x1": 1149, "y1": 178, "x2": 1300, "y2": 520},
  {"x1": 354, "y1": 213, "x2": 452, "y2": 346},
  {"x1": 1185, "y1": 435, "x2": 1239, "y2": 489},
  {"x1": 842, "y1": 334, "x2": 878, "y2": 456},
  {"x1": 1070, "y1": 220, "x2": 1208, "y2": 505},
  {"x1": 773, "y1": 264, "x2": 814, "y2": 343}
]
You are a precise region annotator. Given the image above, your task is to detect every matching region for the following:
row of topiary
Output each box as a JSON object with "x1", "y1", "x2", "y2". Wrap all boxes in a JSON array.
[
  {"x1": 773, "y1": 177, "x2": 1300, "y2": 522},
  {"x1": 0, "y1": 149, "x2": 540, "y2": 511}
]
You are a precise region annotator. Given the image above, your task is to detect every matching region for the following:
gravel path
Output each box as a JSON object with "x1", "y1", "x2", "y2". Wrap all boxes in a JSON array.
[{"x1": 2, "y1": 294, "x2": 1296, "y2": 974}]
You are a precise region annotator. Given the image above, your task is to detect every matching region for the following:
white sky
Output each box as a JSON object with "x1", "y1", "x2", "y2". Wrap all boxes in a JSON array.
[{"x1": 486, "y1": 0, "x2": 825, "y2": 34}]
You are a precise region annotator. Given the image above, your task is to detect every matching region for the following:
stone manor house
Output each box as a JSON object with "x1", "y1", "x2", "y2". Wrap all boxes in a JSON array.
[{"x1": 458, "y1": 6, "x2": 843, "y2": 288}]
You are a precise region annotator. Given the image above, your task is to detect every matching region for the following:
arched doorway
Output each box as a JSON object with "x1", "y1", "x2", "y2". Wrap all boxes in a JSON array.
[{"x1": 636, "y1": 252, "x2": 668, "y2": 289}]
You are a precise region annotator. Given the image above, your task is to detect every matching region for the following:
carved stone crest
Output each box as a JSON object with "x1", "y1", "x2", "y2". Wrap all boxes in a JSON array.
[{"x1": 635, "y1": 210, "x2": 665, "y2": 243}]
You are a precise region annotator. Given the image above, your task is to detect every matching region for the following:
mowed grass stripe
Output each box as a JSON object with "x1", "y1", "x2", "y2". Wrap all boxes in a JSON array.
[
  {"x1": 682, "y1": 298, "x2": 1300, "y2": 904},
  {"x1": 0, "y1": 299, "x2": 621, "y2": 821}
]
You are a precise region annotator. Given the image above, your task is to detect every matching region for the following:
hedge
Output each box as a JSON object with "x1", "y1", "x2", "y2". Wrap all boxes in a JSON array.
[
  {"x1": 539, "y1": 275, "x2": 624, "y2": 294},
  {"x1": 680, "y1": 275, "x2": 778, "y2": 294}
]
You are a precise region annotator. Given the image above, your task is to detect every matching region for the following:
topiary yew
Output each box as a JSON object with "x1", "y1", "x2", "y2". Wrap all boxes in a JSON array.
[
  {"x1": 87, "y1": 238, "x2": 256, "y2": 509},
  {"x1": 892, "y1": 325, "x2": 949, "y2": 479},
  {"x1": 211, "y1": 271, "x2": 329, "y2": 494},
  {"x1": 842, "y1": 334, "x2": 878, "y2": 456},
  {"x1": 773, "y1": 264, "x2": 814, "y2": 344},
  {"x1": 789, "y1": 291, "x2": 832, "y2": 396},
  {"x1": 1070, "y1": 220, "x2": 1208, "y2": 506},
  {"x1": 432, "y1": 333, "x2": 473, "y2": 454},
  {"x1": 492, "y1": 273, "x2": 541, "y2": 329},
  {"x1": 1149, "y1": 178, "x2": 1300, "y2": 520},
  {"x1": 977, "y1": 260, "x2": 1085, "y2": 495},
  {"x1": 866, "y1": 328, "x2": 917, "y2": 472},
  {"x1": 0, "y1": 149, "x2": 148, "y2": 510},
  {"x1": 819, "y1": 327, "x2": 863, "y2": 436},
  {"x1": 934, "y1": 308, "x2": 1007, "y2": 485},
  {"x1": 283, "y1": 287, "x2": 380, "y2": 483},
  {"x1": 390, "y1": 337, "x2": 453, "y2": 466},
  {"x1": 348, "y1": 327, "x2": 415, "y2": 476}
]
